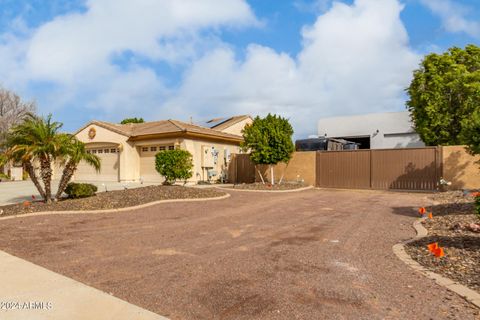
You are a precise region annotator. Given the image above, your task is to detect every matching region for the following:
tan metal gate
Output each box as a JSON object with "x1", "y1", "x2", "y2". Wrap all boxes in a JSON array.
[{"x1": 316, "y1": 147, "x2": 441, "y2": 191}]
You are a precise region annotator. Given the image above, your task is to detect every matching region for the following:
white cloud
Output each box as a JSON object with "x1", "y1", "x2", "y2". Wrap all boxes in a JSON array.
[
  {"x1": 165, "y1": 0, "x2": 420, "y2": 136},
  {"x1": 420, "y1": 0, "x2": 480, "y2": 38},
  {"x1": 0, "y1": 0, "x2": 420, "y2": 137},
  {"x1": 0, "y1": 0, "x2": 258, "y2": 115},
  {"x1": 25, "y1": 0, "x2": 258, "y2": 82}
]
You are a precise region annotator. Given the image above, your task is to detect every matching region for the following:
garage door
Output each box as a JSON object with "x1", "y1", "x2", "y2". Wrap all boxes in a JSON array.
[
  {"x1": 75, "y1": 147, "x2": 120, "y2": 181},
  {"x1": 139, "y1": 145, "x2": 173, "y2": 182}
]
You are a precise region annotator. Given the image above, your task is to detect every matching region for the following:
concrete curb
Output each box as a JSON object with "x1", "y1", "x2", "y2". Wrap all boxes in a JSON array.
[
  {"x1": 393, "y1": 218, "x2": 480, "y2": 308},
  {"x1": 0, "y1": 193, "x2": 231, "y2": 221},
  {"x1": 215, "y1": 185, "x2": 314, "y2": 193}
]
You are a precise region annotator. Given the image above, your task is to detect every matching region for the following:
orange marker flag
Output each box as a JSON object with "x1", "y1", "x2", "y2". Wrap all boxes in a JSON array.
[
  {"x1": 418, "y1": 207, "x2": 427, "y2": 215},
  {"x1": 427, "y1": 243, "x2": 438, "y2": 252},
  {"x1": 433, "y1": 247, "x2": 444, "y2": 258},
  {"x1": 428, "y1": 212, "x2": 433, "y2": 219}
]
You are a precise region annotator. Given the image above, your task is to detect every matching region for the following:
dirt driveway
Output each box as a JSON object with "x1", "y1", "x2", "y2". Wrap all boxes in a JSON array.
[{"x1": 0, "y1": 189, "x2": 478, "y2": 319}]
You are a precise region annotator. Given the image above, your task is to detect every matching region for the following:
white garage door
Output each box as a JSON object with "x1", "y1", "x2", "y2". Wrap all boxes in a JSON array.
[
  {"x1": 75, "y1": 147, "x2": 120, "y2": 181},
  {"x1": 139, "y1": 145, "x2": 173, "y2": 182}
]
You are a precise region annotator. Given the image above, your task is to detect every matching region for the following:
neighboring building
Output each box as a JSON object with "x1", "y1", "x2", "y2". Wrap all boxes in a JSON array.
[
  {"x1": 1, "y1": 162, "x2": 23, "y2": 181},
  {"x1": 317, "y1": 111, "x2": 424, "y2": 149},
  {"x1": 71, "y1": 116, "x2": 253, "y2": 183}
]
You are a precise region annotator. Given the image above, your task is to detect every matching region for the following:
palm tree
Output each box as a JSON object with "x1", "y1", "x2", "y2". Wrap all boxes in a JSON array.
[
  {"x1": 5, "y1": 113, "x2": 68, "y2": 203},
  {"x1": 55, "y1": 138, "x2": 101, "y2": 200}
]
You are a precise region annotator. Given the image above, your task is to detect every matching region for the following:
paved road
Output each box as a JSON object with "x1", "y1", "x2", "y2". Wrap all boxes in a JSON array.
[
  {"x1": 0, "y1": 180, "x2": 161, "y2": 205},
  {"x1": 0, "y1": 189, "x2": 478, "y2": 319}
]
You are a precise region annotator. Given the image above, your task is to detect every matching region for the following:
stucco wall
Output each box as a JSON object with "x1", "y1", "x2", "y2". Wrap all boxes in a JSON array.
[
  {"x1": 219, "y1": 118, "x2": 253, "y2": 136},
  {"x1": 254, "y1": 152, "x2": 316, "y2": 186},
  {"x1": 75, "y1": 124, "x2": 139, "y2": 181},
  {"x1": 442, "y1": 146, "x2": 480, "y2": 190},
  {"x1": 182, "y1": 139, "x2": 241, "y2": 182}
]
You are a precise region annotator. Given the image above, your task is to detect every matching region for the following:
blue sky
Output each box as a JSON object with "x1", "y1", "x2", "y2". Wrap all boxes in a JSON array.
[{"x1": 0, "y1": 0, "x2": 479, "y2": 136}]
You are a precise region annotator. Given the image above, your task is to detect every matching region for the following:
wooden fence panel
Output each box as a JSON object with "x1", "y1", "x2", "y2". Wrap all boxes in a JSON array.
[{"x1": 230, "y1": 154, "x2": 256, "y2": 184}]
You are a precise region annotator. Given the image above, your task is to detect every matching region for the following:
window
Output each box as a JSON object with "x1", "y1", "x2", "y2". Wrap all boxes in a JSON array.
[
  {"x1": 86, "y1": 150, "x2": 91, "y2": 154},
  {"x1": 150, "y1": 146, "x2": 157, "y2": 152},
  {"x1": 142, "y1": 147, "x2": 148, "y2": 152},
  {"x1": 168, "y1": 145, "x2": 175, "y2": 150},
  {"x1": 159, "y1": 146, "x2": 166, "y2": 151},
  {"x1": 104, "y1": 149, "x2": 110, "y2": 153},
  {"x1": 98, "y1": 149, "x2": 103, "y2": 154},
  {"x1": 111, "y1": 149, "x2": 117, "y2": 153},
  {"x1": 92, "y1": 150, "x2": 97, "y2": 154}
]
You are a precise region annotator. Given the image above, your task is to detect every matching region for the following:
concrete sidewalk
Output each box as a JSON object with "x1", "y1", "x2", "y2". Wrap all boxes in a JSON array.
[{"x1": 0, "y1": 250, "x2": 167, "y2": 320}]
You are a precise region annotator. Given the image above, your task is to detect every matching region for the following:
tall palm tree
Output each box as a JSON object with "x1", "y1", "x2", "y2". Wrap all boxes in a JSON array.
[
  {"x1": 55, "y1": 138, "x2": 101, "y2": 200},
  {"x1": 5, "y1": 113, "x2": 67, "y2": 203}
]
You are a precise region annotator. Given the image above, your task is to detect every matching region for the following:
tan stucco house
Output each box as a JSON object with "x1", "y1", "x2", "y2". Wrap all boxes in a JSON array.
[{"x1": 71, "y1": 115, "x2": 252, "y2": 183}]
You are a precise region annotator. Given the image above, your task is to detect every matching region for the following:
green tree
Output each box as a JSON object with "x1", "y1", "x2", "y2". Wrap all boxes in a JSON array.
[
  {"x1": 155, "y1": 149, "x2": 193, "y2": 185},
  {"x1": 120, "y1": 117, "x2": 144, "y2": 124},
  {"x1": 55, "y1": 138, "x2": 101, "y2": 200},
  {"x1": 5, "y1": 114, "x2": 68, "y2": 202},
  {"x1": 241, "y1": 114, "x2": 294, "y2": 184},
  {"x1": 459, "y1": 109, "x2": 480, "y2": 155},
  {"x1": 407, "y1": 45, "x2": 480, "y2": 146}
]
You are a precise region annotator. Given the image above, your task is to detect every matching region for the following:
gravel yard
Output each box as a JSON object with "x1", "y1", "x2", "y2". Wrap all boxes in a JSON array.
[
  {"x1": 405, "y1": 191, "x2": 480, "y2": 292},
  {"x1": 230, "y1": 182, "x2": 306, "y2": 190},
  {"x1": 0, "y1": 189, "x2": 478, "y2": 319},
  {"x1": 0, "y1": 185, "x2": 225, "y2": 216}
]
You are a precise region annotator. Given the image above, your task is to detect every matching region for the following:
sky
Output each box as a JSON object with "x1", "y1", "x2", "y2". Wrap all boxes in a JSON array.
[{"x1": 0, "y1": 0, "x2": 479, "y2": 137}]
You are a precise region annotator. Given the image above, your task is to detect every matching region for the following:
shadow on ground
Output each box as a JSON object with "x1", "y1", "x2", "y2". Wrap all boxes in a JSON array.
[{"x1": 391, "y1": 202, "x2": 475, "y2": 218}]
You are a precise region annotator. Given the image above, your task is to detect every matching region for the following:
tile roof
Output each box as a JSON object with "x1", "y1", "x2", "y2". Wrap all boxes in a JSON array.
[{"x1": 85, "y1": 119, "x2": 243, "y2": 141}]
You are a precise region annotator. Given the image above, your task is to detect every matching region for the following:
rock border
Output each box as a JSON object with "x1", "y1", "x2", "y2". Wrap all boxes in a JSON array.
[
  {"x1": 215, "y1": 185, "x2": 314, "y2": 193},
  {"x1": 0, "y1": 193, "x2": 230, "y2": 221},
  {"x1": 393, "y1": 218, "x2": 480, "y2": 308}
]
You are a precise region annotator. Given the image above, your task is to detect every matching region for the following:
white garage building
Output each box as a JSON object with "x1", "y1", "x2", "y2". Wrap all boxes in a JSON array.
[{"x1": 317, "y1": 111, "x2": 425, "y2": 149}]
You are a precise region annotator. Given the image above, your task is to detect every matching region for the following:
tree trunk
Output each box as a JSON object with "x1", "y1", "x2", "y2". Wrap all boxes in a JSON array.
[
  {"x1": 24, "y1": 161, "x2": 46, "y2": 200},
  {"x1": 270, "y1": 165, "x2": 275, "y2": 185},
  {"x1": 278, "y1": 162, "x2": 289, "y2": 184},
  {"x1": 39, "y1": 157, "x2": 52, "y2": 203},
  {"x1": 255, "y1": 165, "x2": 265, "y2": 184},
  {"x1": 55, "y1": 161, "x2": 76, "y2": 200}
]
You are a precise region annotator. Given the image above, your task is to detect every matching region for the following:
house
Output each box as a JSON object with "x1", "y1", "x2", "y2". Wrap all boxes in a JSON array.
[
  {"x1": 1, "y1": 162, "x2": 23, "y2": 181},
  {"x1": 317, "y1": 111, "x2": 425, "y2": 149},
  {"x1": 70, "y1": 116, "x2": 252, "y2": 183}
]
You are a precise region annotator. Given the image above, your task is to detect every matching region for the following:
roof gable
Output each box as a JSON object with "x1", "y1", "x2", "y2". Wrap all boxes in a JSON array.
[{"x1": 75, "y1": 119, "x2": 244, "y2": 142}]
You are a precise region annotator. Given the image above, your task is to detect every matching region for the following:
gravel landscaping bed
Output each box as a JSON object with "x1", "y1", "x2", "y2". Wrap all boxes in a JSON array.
[
  {"x1": 405, "y1": 191, "x2": 480, "y2": 292},
  {"x1": 0, "y1": 185, "x2": 225, "y2": 217},
  {"x1": 231, "y1": 182, "x2": 307, "y2": 190}
]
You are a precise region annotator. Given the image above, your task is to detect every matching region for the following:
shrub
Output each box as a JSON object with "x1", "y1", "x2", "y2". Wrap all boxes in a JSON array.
[
  {"x1": 155, "y1": 149, "x2": 193, "y2": 185},
  {"x1": 64, "y1": 182, "x2": 98, "y2": 199}
]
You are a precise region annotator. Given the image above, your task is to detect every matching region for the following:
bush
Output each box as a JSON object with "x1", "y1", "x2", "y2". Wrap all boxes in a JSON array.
[
  {"x1": 64, "y1": 182, "x2": 98, "y2": 198},
  {"x1": 155, "y1": 149, "x2": 193, "y2": 185}
]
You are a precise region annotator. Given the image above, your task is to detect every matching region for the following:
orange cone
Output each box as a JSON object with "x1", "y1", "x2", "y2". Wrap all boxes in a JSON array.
[
  {"x1": 428, "y1": 212, "x2": 433, "y2": 219},
  {"x1": 433, "y1": 247, "x2": 444, "y2": 258},
  {"x1": 427, "y1": 243, "x2": 438, "y2": 252}
]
